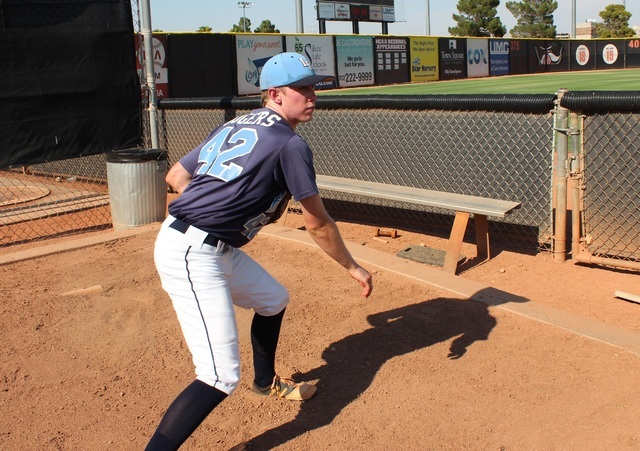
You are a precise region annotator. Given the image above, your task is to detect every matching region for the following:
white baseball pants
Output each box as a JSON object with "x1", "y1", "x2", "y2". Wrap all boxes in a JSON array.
[{"x1": 153, "y1": 216, "x2": 289, "y2": 394}]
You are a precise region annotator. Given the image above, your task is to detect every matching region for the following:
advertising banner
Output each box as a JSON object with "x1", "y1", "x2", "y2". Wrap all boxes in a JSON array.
[
  {"x1": 136, "y1": 34, "x2": 169, "y2": 99},
  {"x1": 235, "y1": 34, "x2": 284, "y2": 95},
  {"x1": 166, "y1": 34, "x2": 235, "y2": 98},
  {"x1": 596, "y1": 40, "x2": 625, "y2": 69},
  {"x1": 509, "y1": 39, "x2": 528, "y2": 75},
  {"x1": 409, "y1": 37, "x2": 439, "y2": 83},
  {"x1": 528, "y1": 40, "x2": 549, "y2": 73},
  {"x1": 466, "y1": 38, "x2": 489, "y2": 78},
  {"x1": 318, "y1": 2, "x2": 336, "y2": 19},
  {"x1": 285, "y1": 35, "x2": 337, "y2": 90},
  {"x1": 545, "y1": 40, "x2": 569, "y2": 73},
  {"x1": 626, "y1": 38, "x2": 640, "y2": 68},
  {"x1": 335, "y1": 36, "x2": 375, "y2": 88},
  {"x1": 528, "y1": 40, "x2": 568, "y2": 73},
  {"x1": 489, "y1": 39, "x2": 509, "y2": 76},
  {"x1": 318, "y1": 0, "x2": 395, "y2": 21},
  {"x1": 319, "y1": 0, "x2": 394, "y2": 5},
  {"x1": 439, "y1": 37, "x2": 467, "y2": 81},
  {"x1": 570, "y1": 40, "x2": 596, "y2": 71},
  {"x1": 374, "y1": 36, "x2": 409, "y2": 85}
]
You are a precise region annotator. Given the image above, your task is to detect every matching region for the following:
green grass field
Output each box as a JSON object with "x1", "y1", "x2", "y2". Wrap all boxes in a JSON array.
[{"x1": 320, "y1": 68, "x2": 640, "y2": 95}]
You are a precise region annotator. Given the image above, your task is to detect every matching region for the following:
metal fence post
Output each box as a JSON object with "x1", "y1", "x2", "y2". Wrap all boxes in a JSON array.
[
  {"x1": 553, "y1": 89, "x2": 569, "y2": 263},
  {"x1": 140, "y1": 0, "x2": 159, "y2": 149},
  {"x1": 568, "y1": 110, "x2": 583, "y2": 259}
]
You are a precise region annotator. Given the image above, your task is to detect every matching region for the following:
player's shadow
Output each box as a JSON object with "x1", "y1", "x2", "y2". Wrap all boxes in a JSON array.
[{"x1": 244, "y1": 287, "x2": 528, "y2": 449}]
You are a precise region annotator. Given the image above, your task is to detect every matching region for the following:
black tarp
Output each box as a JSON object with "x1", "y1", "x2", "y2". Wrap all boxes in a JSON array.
[
  {"x1": 0, "y1": 0, "x2": 141, "y2": 169},
  {"x1": 166, "y1": 33, "x2": 236, "y2": 98}
]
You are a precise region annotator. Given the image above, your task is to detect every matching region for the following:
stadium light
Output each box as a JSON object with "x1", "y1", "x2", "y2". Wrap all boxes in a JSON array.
[{"x1": 238, "y1": 2, "x2": 253, "y2": 32}]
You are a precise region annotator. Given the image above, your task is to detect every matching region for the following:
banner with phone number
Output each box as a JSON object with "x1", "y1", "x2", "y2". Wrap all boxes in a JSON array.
[{"x1": 335, "y1": 36, "x2": 375, "y2": 88}]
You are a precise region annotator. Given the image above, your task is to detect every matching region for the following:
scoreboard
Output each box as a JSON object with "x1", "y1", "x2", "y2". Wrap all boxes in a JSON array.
[{"x1": 317, "y1": 1, "x2": 395, "y2": 23}]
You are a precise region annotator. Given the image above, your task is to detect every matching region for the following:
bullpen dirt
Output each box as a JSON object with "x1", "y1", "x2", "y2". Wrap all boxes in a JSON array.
[{"x1": 1, "y1": 216, "x2": 640, "y2": 450}]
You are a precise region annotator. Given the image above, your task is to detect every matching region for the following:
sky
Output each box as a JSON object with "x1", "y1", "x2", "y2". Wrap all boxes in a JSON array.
[{"x1": 147, "y1": 0, "x2": 640, "y2": 36}]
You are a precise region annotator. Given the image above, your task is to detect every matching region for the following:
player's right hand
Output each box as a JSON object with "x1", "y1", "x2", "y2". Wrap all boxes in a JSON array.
[{"x1": 349, "y1": 265, "x2": 373, "y2": 298}]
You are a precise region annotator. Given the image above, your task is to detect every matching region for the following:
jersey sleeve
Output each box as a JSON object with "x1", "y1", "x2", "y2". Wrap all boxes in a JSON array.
[{"x1": 277, "y1": 135, "x2": 319, "y2": 202}]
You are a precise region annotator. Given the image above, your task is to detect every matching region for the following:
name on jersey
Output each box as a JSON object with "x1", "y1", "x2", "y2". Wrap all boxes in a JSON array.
[{"x1": 229, "y1": 111, "x2": 282, "y2": 127}]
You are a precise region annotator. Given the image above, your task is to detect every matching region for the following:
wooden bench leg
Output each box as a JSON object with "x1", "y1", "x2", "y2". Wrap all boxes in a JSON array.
[
  {"x1": 443, "y1": 211, "x2": 470, "y2": 274},
  {"x1": 475, "y1": 214, "x2": 490, "y2": 260}
]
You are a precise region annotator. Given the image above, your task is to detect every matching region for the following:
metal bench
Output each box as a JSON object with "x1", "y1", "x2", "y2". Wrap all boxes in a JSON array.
[{"x1": 315, "y1": 175, "x2": 521, "y2": 274}]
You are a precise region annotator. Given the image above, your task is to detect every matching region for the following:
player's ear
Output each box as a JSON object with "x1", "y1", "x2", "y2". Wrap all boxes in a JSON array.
[{"x1": 268, "y1": 87, "x2": 283, "y2": 105}]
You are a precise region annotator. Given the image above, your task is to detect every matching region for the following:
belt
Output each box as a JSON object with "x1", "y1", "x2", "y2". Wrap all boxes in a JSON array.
[{"x1": 169, "y1": 218, "x2": 220, "y2": 247}]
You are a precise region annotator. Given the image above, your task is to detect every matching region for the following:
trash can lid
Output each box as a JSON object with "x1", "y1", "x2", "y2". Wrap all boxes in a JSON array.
[{"x1": 106, "y1": 149, "x2": 168, "y2": 163}]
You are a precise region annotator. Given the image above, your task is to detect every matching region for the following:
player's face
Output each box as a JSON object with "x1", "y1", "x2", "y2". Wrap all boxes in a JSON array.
[{"x1": 278, "y1": 85, "x2": 317, "y2": 128}]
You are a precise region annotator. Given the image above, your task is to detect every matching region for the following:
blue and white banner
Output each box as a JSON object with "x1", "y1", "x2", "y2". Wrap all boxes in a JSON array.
[
  {"x1": 489, "y1": 39, "x2": 509, "y2": 76},
  {"x1": 466, "y1": 38, "x2": 489, "y2": 79}
]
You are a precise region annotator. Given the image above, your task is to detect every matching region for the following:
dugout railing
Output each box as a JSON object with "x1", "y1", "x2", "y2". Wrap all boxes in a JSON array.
[{"x1": 1, "y1": 92, "x2": 638, "y2": 272}]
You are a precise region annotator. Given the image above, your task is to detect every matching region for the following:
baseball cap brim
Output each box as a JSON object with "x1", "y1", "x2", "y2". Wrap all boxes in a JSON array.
[
  {"x1": 259, "y1": 52, "x2": 335, "y2": 90},
  {"x1": 286, "y1": 74, "x2": 334, "y2": 87}
]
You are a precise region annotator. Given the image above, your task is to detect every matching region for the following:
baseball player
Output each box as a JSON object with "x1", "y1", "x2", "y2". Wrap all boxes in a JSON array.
[{"x1": 147, "y1": 52, "x2": 373, "y2": 450}]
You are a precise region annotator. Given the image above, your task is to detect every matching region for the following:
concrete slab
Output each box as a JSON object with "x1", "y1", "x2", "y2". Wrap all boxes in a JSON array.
[
  {"x1": 261, "y1": 224, "x2": 640, "y2": 357},
  {"x1": 396, "y1": 244, "x2": 465, "y2": 267},
  {"x1": 0, "y1": 223, "x2": 160, "y2": 265}
]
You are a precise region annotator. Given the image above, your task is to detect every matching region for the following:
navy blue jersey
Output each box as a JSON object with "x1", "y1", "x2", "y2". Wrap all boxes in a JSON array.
[{"x1": 168, "y1": 108, "x2": 319, "y2": 248}]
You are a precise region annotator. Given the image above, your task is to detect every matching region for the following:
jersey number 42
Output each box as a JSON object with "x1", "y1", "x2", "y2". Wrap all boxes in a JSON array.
[{"x1": 196, "y1": 126, "x2": 258, "y2": 181}]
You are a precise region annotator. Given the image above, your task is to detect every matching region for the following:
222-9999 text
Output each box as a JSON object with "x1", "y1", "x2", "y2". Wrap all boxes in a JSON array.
[{"x1": 340, "y1": 72, "x2": 373, "y2": 83}]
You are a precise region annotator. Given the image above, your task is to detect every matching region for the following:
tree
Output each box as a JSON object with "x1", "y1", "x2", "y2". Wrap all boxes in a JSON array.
[
  {"x1": 596, "y1": 4, "x2": 636, "y2": 38},
  {"x1": 254, "y1": 20, "x2": 280, "y2": 33},
  {"x1": 506, "y1": 0, "x2": 557, "y2": 38},
  {"x1": 230, "y1": 17, "x2": 252, "y2": 33},
  {"x1": 449, "y1": 0, "x2": 506, "y2": 37},
  {"x1": 197, "y1": 26, "x2": 212, "y2": 33}
]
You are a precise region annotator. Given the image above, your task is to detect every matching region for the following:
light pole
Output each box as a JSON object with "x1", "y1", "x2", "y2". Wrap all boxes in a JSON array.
[
  {"x1": 425, "y1": 0, "x2": 430, "y2": 35},
  {"x1": 238, "y1": 2, "x2": 252, "y2": 32},
  {"x1": 295, "y1": 0, "x2": 304, "y2": 33},
  {"x1": 571, "y1": 0, "x2": 576, "y2": 38}
]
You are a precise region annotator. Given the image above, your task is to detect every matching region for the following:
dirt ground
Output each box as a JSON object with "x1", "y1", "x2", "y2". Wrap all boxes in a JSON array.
[{"x1": 1, "y1": 212, "x2": 640, "y2": 450}]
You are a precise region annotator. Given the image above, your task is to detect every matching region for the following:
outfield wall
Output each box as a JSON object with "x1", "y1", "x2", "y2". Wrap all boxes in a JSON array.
[{"x1": 135, "y1": 33, "x2": 640, "y2": 98}]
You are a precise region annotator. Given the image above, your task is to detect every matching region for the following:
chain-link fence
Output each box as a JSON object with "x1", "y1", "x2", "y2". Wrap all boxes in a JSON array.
[
  {"x1": 554, "y1": 92, "x2": 640, "y2": 269},
  {"x1": 0, "y1": 156, "x2": 112, "y2": 246},
  {"x1": 157, "y1": 95, "x2": 555, "y2": 251},
  {"x1": 582, "y1": 112, "x2": 640, "y2": 261},
  {"x1": 2, "y1": 93, "x2": 639, "y2": 273}
]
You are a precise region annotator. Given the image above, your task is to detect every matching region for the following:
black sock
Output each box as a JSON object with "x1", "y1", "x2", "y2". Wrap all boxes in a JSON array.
[
  {"x1": 251, "y1": 308, "x2": 286, "y2": 388},
  {"x1": 145, "y1": 379, "x2": 227, "y2": 450}
]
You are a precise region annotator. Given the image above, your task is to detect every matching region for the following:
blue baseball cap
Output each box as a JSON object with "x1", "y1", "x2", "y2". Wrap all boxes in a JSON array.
[{"x1": 259, "y1": 52, "x2": 333, "y2": 90}]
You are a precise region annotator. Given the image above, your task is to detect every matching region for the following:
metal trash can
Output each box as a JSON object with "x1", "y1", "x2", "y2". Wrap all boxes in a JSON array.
[{"x1": 106, "y1": 149, "x2": 168, "y2": 231}]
